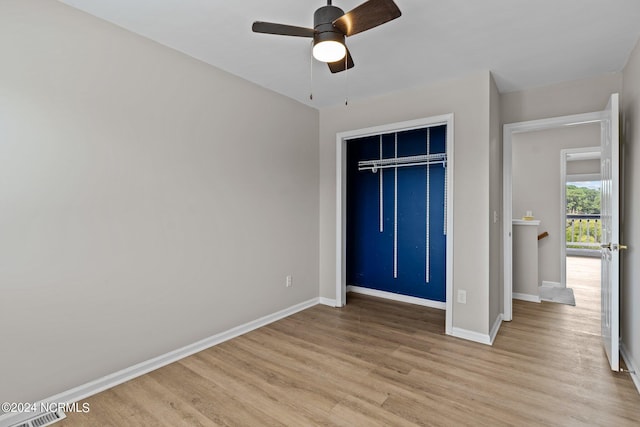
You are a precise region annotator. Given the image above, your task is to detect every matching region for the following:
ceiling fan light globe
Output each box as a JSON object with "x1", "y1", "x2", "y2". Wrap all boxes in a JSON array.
[{"x1": 313, "y1": 40, "x2": 346, "y2": 63}]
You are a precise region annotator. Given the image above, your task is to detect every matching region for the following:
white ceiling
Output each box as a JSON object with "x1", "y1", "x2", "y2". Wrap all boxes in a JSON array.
[{"x1": 59, "y1": 0, "x2": 640, "y2": 108}]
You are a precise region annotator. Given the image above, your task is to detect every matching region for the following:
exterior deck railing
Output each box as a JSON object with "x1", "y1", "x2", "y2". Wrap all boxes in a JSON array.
[{"x1": 566, "y1": 214, "x2": 601, "y2": 250}]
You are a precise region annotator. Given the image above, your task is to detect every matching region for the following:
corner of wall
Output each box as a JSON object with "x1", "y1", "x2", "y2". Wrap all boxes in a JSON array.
[{"x1": 489, "y1": 72, "x2": 503, "y2": 325}]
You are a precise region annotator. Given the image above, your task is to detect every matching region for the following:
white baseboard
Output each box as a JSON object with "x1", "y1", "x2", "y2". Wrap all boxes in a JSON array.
[
  {"x1": 489, "y1": 314, "x2": 503, "y2": 345},
  {"x1": 450, "y1": 314, "x2": 502, "y2": 346},
  {"x1": 0, "y1": 297, "x2": 320, "y2": 427},
  {"x1": 451, "y1": 327, "x2": 492, "y2": 346},
  {"x1": 513, "y1": 292, "x2": 541, "y2": 303},
  {"x1": 541, "y1": 281, "x2": 562, "y2": 288},
  {"x1": 621, "y1": 341, "x2": 640, "y2": 395},
  {"x1": 318, "y1": 297, "x2": 337, "y2": 307},
  {"x1": 347, "y1": 286, "x2": 446, "y2": 310}
]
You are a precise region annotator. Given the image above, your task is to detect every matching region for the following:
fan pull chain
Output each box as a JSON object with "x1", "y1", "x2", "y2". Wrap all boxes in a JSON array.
[
  {"x1": 309, "y1": 41, "x2": 314, "y2": 101},
  {"x1": 344, "y1": 53, "x2": 349, "y2": 106}
]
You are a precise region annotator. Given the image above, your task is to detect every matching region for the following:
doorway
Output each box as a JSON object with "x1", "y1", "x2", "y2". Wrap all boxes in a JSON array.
[
  {"x1": 555, "y1": 148, "x2": 603, "y2": 312},
  {"x1": 561, "y1": 147, "x2": 602, "y2": 294},
  {"x1": 503, "y1": 93, "x2": 621, "y2": 372},
  {"x1": 346, "y1": 125, "x2": 447, "y2": 303},
  {"x1": 509, "y1": 124, "x2": 601, "y2": 305},
  {"x1": 336, "y1": 114, "x2": 454, "y2": 335},
  {"x1": 502, "y1": 111, "x2": 605, "y2": 321}
]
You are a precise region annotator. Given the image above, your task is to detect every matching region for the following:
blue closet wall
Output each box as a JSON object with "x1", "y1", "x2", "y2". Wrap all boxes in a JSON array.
[{"x1": 346, "y1": 125, "x2": 447, "y2": 301}]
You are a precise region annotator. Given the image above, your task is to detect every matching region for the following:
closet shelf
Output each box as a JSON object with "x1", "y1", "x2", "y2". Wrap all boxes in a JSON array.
[{"x1": 358, "y1": 153, "x2": 447, "y2": 172}]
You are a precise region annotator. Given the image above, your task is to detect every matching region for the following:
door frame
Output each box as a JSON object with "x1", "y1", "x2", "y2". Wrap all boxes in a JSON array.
[
  {"x1": 336, "y1": 114, "x2": 454, "y2": 335},
  {"x1": 503, "y1": 111, "x2": 606, "y2": 321},
  {"x1": 560, "y1": 147, "x2": 601, "y2": 288}
]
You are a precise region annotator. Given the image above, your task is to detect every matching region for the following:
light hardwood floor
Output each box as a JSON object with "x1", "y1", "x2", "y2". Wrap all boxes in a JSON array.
[{"x1": 59, "y1": 257, "x2": 639, "y2": 426}]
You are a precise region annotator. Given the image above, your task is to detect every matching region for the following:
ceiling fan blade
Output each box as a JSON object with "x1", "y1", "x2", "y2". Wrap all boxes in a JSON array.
[
  {"x1": 328, "y1": 48, "x2": 355, "y2": 73},
  {"x1": 252, "y1": 21, "x2": 315, "y2": 38},
  {"x1": 333, "y1": 0, "x2": 401, "y2": 37}
]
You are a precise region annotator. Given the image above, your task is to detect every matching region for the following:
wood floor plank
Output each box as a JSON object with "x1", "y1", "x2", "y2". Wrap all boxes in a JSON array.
[
  {"x1": 181, "y1": 352, "x2": 314, "y2": 426},
  {"x1": 329, "y1": 395, "x2": 418, "y2": 427},
  {"x1": 239, "y1": 329, "x2": 389, "y2": 405},
  {"x1": 58, "y1": 257, "x2": 640, "y2": 426},
  {"x1": 111, "y1": 375, "x2": 215, "y2": 427},
  {"x1": 192, "y1": 349, "x2": 332, "y2": 425},
  {"x1": 152, "y1": 360, "x2": 284, "y2": 426}
]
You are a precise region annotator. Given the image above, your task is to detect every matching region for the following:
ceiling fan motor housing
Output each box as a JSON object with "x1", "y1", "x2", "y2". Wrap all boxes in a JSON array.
[{"x1": 314, "y1": 5, "x2": 346, "y2": 46}]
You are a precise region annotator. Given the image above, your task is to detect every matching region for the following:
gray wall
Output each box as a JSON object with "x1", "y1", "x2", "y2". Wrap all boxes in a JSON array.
[
  {"x1": 0, "y1": 0, "x2": 319, "y2": 403},
  {"x1": 502, "y1": 73, "x2": 623, "y2": 123},
  {"x1": 319, "y1": 71, "x2": 494, "y2": 335},
  {"x1": 622, "y1": 37, "x2": 640, "y2": 386},
  {"x1": 512, "y1": 125, "x2": 600, "y2": 285}
]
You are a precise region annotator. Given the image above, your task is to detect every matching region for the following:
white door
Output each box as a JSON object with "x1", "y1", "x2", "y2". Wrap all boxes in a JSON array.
[{"x1": 600, "y1": 93, "x2": 620, "y2": 371}]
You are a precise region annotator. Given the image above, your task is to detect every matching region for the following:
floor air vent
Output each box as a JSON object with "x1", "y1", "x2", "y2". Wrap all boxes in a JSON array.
[{"x1": 10, "y1": 410, "x2": 66, "y2": 427}]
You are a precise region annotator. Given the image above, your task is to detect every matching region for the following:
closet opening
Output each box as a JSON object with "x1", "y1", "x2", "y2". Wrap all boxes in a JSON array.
[{"x1": 335, "y1": 115, "x2": 454, "y2": 335}]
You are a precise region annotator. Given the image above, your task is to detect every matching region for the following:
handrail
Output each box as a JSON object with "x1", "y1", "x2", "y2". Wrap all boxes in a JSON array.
[
  {"x1": 567, "y1": 213, "x2": 600, "y2": 219},
  {"x1": 566, "y1": 214, "x2": 601, "y2": 249}
]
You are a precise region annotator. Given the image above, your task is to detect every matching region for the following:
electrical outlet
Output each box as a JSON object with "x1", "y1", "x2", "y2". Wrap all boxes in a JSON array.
[
  {"x1": 286, "y1": 275, "x2": 292, "y2": 288},
  {"x1": 457, "y1": 290, "x2": 467, "y2": 304}
]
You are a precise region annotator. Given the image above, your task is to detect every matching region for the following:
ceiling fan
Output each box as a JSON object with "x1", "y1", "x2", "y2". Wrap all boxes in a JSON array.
[{"x1": 252, "y1": 0, "x2": 401, "y2": 73}]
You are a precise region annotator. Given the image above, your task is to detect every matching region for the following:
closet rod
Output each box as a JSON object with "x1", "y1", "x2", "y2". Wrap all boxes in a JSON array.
[
  {"x1": 358, "y1": 153, "x2": 447, "y2": 172},
  {"x1": 359, "y1": 160, "x2": 446, "y2": 172}
]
